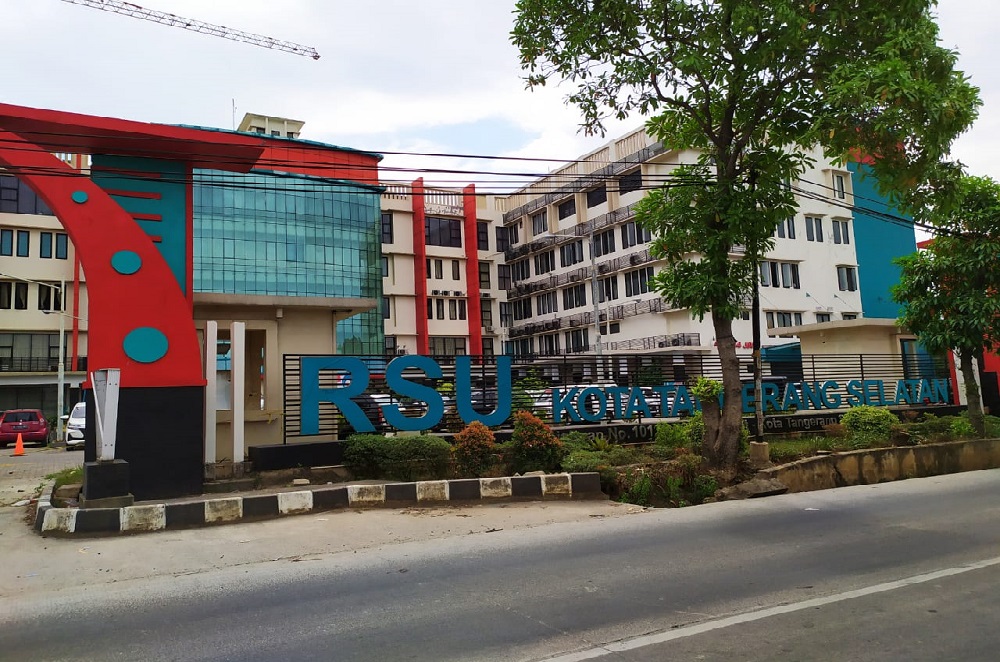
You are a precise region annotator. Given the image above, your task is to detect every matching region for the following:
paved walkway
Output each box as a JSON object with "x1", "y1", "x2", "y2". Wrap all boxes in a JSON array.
[{"x1": 0, "y1": 446, "x2": 82, "y2": 507}]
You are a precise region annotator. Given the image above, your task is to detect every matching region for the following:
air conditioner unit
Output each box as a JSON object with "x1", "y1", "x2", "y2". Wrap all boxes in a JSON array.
[
  {"x1": 570, "y1": 274, "x2": 581, "y2": 282},
  {"x1": 396, "y1": 348, "x2": 407, "y2": 355},
  {"x1": 570, "y1": 320, "x2": 580, "y2": 327},
  {"x1": 630, "y1": 254, "x2": 642, "y2": 265},
  {"x1": 484, "y1": 326, "x2": 495, "y2": 334},
  {"x1": 658, "y1": 341, "x2": 668, "y2": 348},
  {"x1": 480, "y1": 292, "x2": 491, "y2": 299},
  {"x1": 598, "y1": 264, "x2": 610, "y2": 274},
  {"x1": 454, "y1": 291, "x2": 464, "y2": 297},
  {"x1": 431, "y1": 289, "x2": 442, "y2": 295}
]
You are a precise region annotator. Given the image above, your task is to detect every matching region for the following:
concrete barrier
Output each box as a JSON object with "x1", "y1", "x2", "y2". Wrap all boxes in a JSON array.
[{"x1": 756, "y1": 438, "x2": 1000, "y2": 493}]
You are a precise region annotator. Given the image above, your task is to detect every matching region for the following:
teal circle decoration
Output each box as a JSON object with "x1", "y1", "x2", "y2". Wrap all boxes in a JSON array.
[
  {"x1": 111, "y1": 250, "x2": 142, "y2": 275},
  {"x1": 71, "y1": 191, "x2": 88, "y2": 204},
  {"x1": 123, "y1": 327, "x2": 169, "y2": 363}
]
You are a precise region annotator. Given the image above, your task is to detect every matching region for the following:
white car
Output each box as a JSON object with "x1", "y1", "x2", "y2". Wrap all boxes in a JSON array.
[{"x1": 64, "y1": 401, "x2": 86, "y2": 450}]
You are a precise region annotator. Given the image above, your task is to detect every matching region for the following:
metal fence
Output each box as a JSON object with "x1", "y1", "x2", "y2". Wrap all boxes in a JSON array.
[
  {"x1": 282, "y1": 352, "x2": 953, "y2": 439},
  {"x1": 0, "y1": 356, "x2": 87, "y2": 373}
]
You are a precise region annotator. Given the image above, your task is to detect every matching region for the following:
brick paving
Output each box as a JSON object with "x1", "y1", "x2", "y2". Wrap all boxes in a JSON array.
[{"x1": 0, "y1": 445, "x2": 83, "y2": 507}]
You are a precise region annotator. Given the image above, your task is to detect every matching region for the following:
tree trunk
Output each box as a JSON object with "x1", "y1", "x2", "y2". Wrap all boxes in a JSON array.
[
  {"x1": 703, "y1": 312, "x2": 744, "y2": 469},
  {"x1": 959, "y1": 349, "x2": 986, "y2": 437}
]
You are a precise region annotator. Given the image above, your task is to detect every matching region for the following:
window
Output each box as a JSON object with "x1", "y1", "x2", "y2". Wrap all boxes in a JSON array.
[
  {"x1": 775, "y1": 218, "x2": 795, "y2": 239},
  {"x1": 482, "y1": 338, "x2": 495, "y2": 357},
  {"x1": 382, "y1": 296, "x2": 391, "y2": 319},
  {"x1": 837, "y1": 265, "x2": 858, "y2": 292},
  {"x1": 539, "y1": 333, "x2": 560, "y2": 356},
  {"x1": 766, "y1": 311, "x2": 803, "y2": 328},
  {"x1": 586, "y1": 186, "x2": 607, "y2": 208},
  {"x1": 565, "y1": 328, "x2": 590, "y2": 353},
  {"x1": 55, "y1": 233, "x2": 68, "y2": 260},
  {"x1": 434, "y1": 259, "x2": 443, "y2": 279},
  {"x1": 0, "y1": 174, "x2": 53, "y2": 215},
  {"x1": 621, "y1": 221, "x2": 652, "y2": 249},
  {"x1": 425, "y1": 258, "x2": 431, "y2": 279},
  {"x1": 560, "y1": 240, "x2": 584, "y2": 267},
  {"x1": 496, "y1": 226, "x2": 510, "y2": 253},
  {"x1": 381, "y1": 256, "x2": 389, "y2": 278},
  {"x1": 452, "y1": 260, "x2": 461, "y2": 280},
  {"x1": 562, "y1": 284, "x2": 588, "y2": 310},
  {"x1": 13, "y1": 282, "x2": 28, "y2": 310},
  {"x1": 833, "y1": 219, "x2": 850, "y2": 244},
  {"x1": 381, "y1": 212, "x2": 394, "y2": 243},
  {"x1": 436, "y1": 299, "x2": 445, "y2": 320},
  {"x1": 481, "y1": 307, "x2": 493, "y2": 327},
  {"x1": 557, "y1": 198, "x2": 576, "y2": 220},
  {"x1": 531, "y1": 210, "x2": 548, "y2": 236},
  {"x1": 498, "y1": 264, "x2": 512, "y2": 291},
  {"x1": 624, "y1": 266, "x2": 655, "y2": 297},
  {"x1": 429, "y1": 337, "x2": 467, "y2": 356},
  {"x1": 460, "y1": 298, "x2": 468, "y2": 321},
  {"x1": 593, "y1": 229, "x2": 616, "y2": 257},
  {"x1": 478, "y1": 262, "x2": 491, "y2": 289},
  {"x1": 599, "y1": 322, "x2": 621, "y2": 335},
  {"x1": 16, "y1": 230, "x2": 29, "y2": 257},
  {"x1": 477, "y1": 222, "x2": 489, "y2": 251},
  {"x1": 38, "y1": 283, "x2": 61, "y2": 312},
  {"x1": 805, "y1": 216, "x2": 823, "y2": 242},
  {"x1": 512, "y1": 338, "x2": 534, "y2": 357},
  {"x1": 499, "y1": 302, "x2": 513, "y2": 327},
  {"x1": 599, "y1": 275, "x2": 618, "y2": 303},
  {"x1": 512, "y1": 298, "x2": 533, "y2": 321},
  {"x1": 507, "y1": 222, "x2": 521, "y2": 246},
  {"x1": 534, "y1": 250, "x2": 555, "y2": 275},
  {"x1": 759, "y1": 261, "x2": 799, "y2": 289},
  {"x1": 511, "y1": 259, "x2": 530, "y2": 282},
  {"x1": 842, "y1": 313, "x2": 857, "y2": 321},
  {"x1": 425, "y1": 216, "x2": 463, "y2": 247},
  {"x1": 0, "y1": 282, "x2": 10, "y2": 309},
  {"x1": 0, "y1": 229, "x2": 11, "y2": 256},
  {"x1": 833, "y1": 174, "x2": 847, "y2": 199},
  {"x1": 384, "y1": 336, "x2": 398, "y2": 355},
  {"x1": 618, "y1": 169, "x2": 642, "y2": 195},
  {"x1": 816, "y1": 313, "x2": 831, "y2": 323},
  {"x1": 427, "y1": 299, "x2": 433, "y2": 320},
  {"x1": 39, "y1": 232, "x2": 53, "y2": 259},
  {"x1": 449, "y1": 299, "x2": 458, "y2": 320},
  {"x1": 537, "y1": 291, "x2": 558, "y2": 315}
]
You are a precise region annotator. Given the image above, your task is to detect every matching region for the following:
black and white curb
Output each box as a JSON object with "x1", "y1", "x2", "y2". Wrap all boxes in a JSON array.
[{"x1": 35, "y1": 472, "x2": 604, "y2": 536}]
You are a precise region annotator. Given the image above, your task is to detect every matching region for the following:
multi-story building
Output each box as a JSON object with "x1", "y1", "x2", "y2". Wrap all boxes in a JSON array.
[
  {"x1": 380, "y1": 181, "x2": 508, "y2": 358},
  {"x1": 0, "y1": 155, "x2": 90, "y2": 418},
  {"x1": 498, "y1": 127, "x2": 913, "y2": 366}
]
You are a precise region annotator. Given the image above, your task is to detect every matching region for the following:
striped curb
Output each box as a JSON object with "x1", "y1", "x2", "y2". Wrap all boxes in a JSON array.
[{"x1": 34, "y1": 472, "x2": 606, "y2": 537}]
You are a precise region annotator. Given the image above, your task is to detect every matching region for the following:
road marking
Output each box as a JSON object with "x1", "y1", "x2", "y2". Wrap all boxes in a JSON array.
[{"x1": 542, "y1": 555, "x2": 1000, "y2": 661}]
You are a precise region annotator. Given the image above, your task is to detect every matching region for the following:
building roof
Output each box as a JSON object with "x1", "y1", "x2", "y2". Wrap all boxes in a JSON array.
[{"x1": 766, "y1": 317, "x2": 905, "y2": 337}]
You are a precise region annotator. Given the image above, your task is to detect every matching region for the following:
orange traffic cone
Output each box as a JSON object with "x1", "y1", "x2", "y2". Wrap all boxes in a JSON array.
[{"x1": 13, "y1": 433, "x2": 25, "y2": 457}]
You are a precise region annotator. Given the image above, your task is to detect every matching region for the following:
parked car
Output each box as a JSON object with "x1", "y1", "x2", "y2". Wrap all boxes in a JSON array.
[
  {"x1": 0, "y1": 409, "x2": 50, "y2": 447},
  {"x1": 65, "y1": 401, "x2": 86, "y2": 450}
]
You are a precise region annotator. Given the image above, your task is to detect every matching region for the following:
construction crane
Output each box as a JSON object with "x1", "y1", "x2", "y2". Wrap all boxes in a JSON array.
[{"x1": 59, "y1": 0, "x2": 320, "y2": 59}]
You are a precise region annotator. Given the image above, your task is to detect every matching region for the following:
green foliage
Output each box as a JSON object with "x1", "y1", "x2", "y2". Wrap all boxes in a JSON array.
[
  {"x1": 512, "y1": 0, "x2": 980, "y2": 470},
  {"x1": 672, "y1": 453, "x2": 704, "y2": 484},
  {"x1": 559, "y1": 431, "x2": 594, "y2": 451},
  {"x1": 344, "y1": 434, "x2": 452, "y2": 481},
  {"x1": 618, "y1": 469, "x2": 653, "y2": 507},
  {"x1": 655, "y1": 422, "x2": 688, "y2": 449},
  {"x1": 452, "y1": 422, "x2": 498, "y2": 478},
  {"x1": 690, "y1": 377, "x2": 723, "y2": 402},
  {"x1": 512, "y1": 370, "x2": 549, "y2": 414},
  {"x1": 949, "y1": 416, "x2": 977, "y2": 439},
  {"x1": 508, "y1": 410, "x2": 565, "y2": 473},
  {"x1": 692, "y1": 475, "x2": 719, "y2": 502},
  {"x1": 46, "y1": 465, "x2": 83, "y2": 490},
  {"x1": 561, "y1": 449, "x2": 610, "y2": 474},
  {"x1": 637, "y1": 364, "x2": 664, "y2": 387},
  {"x1": 841, "y1": 405, "x2": 898, "y2": 439},
  {"x1": 684, "y1": 411, "x2": 705, "y2": 450}
]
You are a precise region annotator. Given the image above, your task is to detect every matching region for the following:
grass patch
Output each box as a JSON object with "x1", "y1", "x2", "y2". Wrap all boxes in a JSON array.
[
  {"x1": 46, "y1": 465, "x2": 83, "y2": 490},
  {"x1": 767, "y1": 436, "x2": 842, "y2": 463}
]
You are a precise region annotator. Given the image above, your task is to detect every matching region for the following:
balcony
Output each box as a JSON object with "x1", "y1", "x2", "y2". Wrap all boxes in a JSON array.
[{"x1": 0, "y1": 357, "x2": 88, "y2": 373}]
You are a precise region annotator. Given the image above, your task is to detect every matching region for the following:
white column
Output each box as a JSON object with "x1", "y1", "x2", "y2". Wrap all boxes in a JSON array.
[
  {"x1": 230, "y1": 322, "x2": 246, "y2": 464},
  {"x1": 56, "y1": 281, "x2": 66, "y2": 444},
  {"x1": 204, "y1": 321, "x2": 218, "y2": 464}
]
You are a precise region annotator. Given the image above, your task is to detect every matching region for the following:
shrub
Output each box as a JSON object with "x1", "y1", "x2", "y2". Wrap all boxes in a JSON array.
[
  {"x1": 949, "y1": 416, "x2": 976, "y2": 439},
  {"x1": 655, "y1": 422, "x2": 688, "y2": 449},
  {"x1": 508, "y1": 410, "x2": 565, "y2": 473},
  {"x1": 672, "y1": 452, "x2": 704, "y2": 484},
  {"x1": 606, "y1": 445, "x2": 644, "y2": 466},
  {"x1": 841, "y1": 405, "x2": 897, "y2": 441},
  {"x1": 452, "y1": 422, "x2": 498, "y2": 477},
  {"x1": 559, "y1": 431, "x2": 593, "y2": 451},
  {"x1": 684, "y1": 411, "x2": 705, "y2": 450},
  {"x1": 692, "y1": 474, "x2": 719, "y2": 502},
  {"x1": 344, "y1": 434, "x2": 451, "y2": 481},
  {"x1": 618, "y1": 469, "x2": 653, "y2": 506},
  {"x1": 561, "y1": 449, "x2": 610, "y2": 473}
]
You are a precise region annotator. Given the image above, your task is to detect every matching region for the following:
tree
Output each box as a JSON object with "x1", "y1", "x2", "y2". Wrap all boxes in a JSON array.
[
  {"x1": 893, "y1": 176, "x2": 1000, "y2": 437},
  {"x1": 512, "y1": 0, "x2": 979, "y2": 469}
]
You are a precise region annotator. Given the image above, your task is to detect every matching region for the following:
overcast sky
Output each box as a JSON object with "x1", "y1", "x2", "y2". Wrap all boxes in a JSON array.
[{"x1": 4, "y1": 0, "x2": 996, "y2": 193}]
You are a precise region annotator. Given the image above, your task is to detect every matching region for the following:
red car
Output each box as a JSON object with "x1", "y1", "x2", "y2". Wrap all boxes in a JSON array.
[{"x1": 0, "y1": 409, "x2": 50, "y2": 447}]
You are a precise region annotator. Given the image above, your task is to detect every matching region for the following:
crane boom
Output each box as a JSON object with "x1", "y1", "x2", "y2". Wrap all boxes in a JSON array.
[{"x1": 59, "y1": 0, "x2": 320, "y2": 59}]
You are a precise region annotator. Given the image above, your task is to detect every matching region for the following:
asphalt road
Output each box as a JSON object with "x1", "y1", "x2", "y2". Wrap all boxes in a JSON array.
[{"x1": 4, "y1": 470, "x2": 1000, "y2": 661}]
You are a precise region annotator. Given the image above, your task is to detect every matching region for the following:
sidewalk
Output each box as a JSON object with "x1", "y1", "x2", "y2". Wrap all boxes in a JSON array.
[{"x1": 0, "y1": 445, "x2": 81, "y2": 507}]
